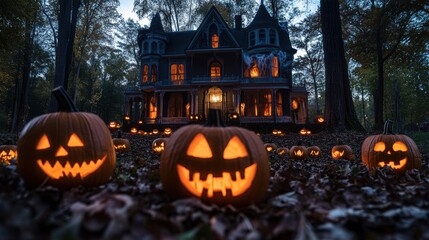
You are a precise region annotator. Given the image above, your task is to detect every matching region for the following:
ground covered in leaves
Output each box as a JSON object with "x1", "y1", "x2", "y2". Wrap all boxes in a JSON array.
[{"x1": 1, "y1": 130, "x2": 429, "y2": 239}]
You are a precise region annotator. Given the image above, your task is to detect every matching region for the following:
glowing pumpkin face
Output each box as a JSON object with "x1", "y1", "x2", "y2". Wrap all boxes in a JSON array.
[
  {"x1": 307, "y1": 146, "x2": 321, "y2": 157},
  {"x1": 289, "y1": 144, "x2": 308, "y2": 160},
  {"x1": 160, "y1": 109, "x2": 269, "y2": 206},
  {"x1": 276, "y1": 147, "x2": 289, "y2": 155},
  {"x1": 0, "y1": 144, "x2": 18, "y2": 165},
  {"x1": 17, "y1": 87, "x2": 116, "y2": 189},
  {"x1": 152, "y1": 138, "x2": 167, "y2": 154},
  {"x1": 264, "y1": 143, "x2": 277, "y2": 153},
  {"x1": 361, "y1": 121, "x2": 421, "y2": 172},
  {"x1": 331, "y1": 144, "x2": 354, "y2": 160},
  {"x1": 112, "y1": 131, "x2": 130, "y2": 153},
  {"x1": 300, "y1": 128, "x2": 311, "y2": 135}
]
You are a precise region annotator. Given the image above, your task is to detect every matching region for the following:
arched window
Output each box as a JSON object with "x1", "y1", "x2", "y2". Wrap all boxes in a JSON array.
[
  {"x1": 250, "y1": 58, "x2": 259, "y2": 78},
  {"x1": 269, "y1": 29, "x2": 277, "y2": 45},
  {"x1": 151, "y1": 64, "x2": 157, "y2": 82},
  {"x1": 151, "y1": 42, "x2": 157, "y2": 53},
  {"x1": 271, "y1": 56, "x2": 279, "y2": 77},
  {"x1": 142, "y1": 64, "x2": 148, "y2": 82},
  {"x1": 258, "y1": 29, "x2": 266, "y2": 44},
  {"x1": 249, "y1": 31, "x2": 255, "y2": 47},
  {"x1": 211, "y1": 34, "x2": 219, "y2": 48},
  {"x1": 210, "y1": 62, "x2": 221, "y2": 78},
  {"x1": 143, "y1": 42, "x2": 148, "y2": 54}
]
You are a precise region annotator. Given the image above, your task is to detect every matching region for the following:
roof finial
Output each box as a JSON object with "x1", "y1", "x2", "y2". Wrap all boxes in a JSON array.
[{"x1": 261, "y1": 0, "x2": 264, "y2": 5}]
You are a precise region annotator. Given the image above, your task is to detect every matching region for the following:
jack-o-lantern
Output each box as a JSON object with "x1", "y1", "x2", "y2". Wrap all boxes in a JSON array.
[
  {"x1": 160, "y1": 109, "x2": 269, "y2": 206},
  {"x1": 272, "y1": 129, "x2": 279, "y2": 135},
  {"x1": 361, "y1": 120, "x2": 421, "y2": 172},
  {"x1": 108, "y1": 121, "x2": 117, "y2": 130},
  {"x1": 152, "y1": 129, "x2": 159, "y2": 135},
  {"x1": 152, "y1": 138, "x2": 167, "y2": 154},
  {"x1": 331, "y1": 140, "x2": 354, "y2": 160},
  {"x1": 130, "y1": 128, "x2": 137, "y2": 134},
  {"x1": 300, "y1": 128, "x2": 311, "y2": 135},
  {"x1": 164, "y1": 128, "x2": 172, "y2": 135},
  {"x1": 276, "y1": 147, "x2": 289, "y2": 155},
  {"x1": 316, "y1": 115, "x2": 325, "y2": 124},
  {"x1": 264, "y1": 143, "x2": 277, "y2": 153},
  {"x1": 112, "y1": 131, "x2": 130, "y2": 153},
  {"x1": 289, "y1": 142, "x2": 308, "y2": 160},
  {"x1": 0, "y1": 142, "x2": 18, "y2": 165},
  {"x1": 307, "y1": 146, "x2": 321, "y2": 158},
  {"x1": 17, "y1": 87, "x2": 116, "y2": 189}
]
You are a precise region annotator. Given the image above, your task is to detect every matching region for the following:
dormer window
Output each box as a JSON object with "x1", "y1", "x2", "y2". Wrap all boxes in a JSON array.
[
  {"x1": 211, "y1": 34, "x2": 219, "y2": 48},
  {"x1": 269, "y1": 29, "x2": 278, "y2": 45},
  {"x1": 258, "y1": 30, "x2": 266, "y2": 44}
]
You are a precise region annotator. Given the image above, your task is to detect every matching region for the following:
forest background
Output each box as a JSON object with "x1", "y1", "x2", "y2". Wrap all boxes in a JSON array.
[{"x1": 1, "y1": 0, "x2": 428, "y2": 133}]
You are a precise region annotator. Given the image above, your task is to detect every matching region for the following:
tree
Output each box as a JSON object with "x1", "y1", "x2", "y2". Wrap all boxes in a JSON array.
[
  {"x1": 320, "y1": 0, "x2": 363, "y2": 131},
  {"x1": 48, "y1": 0, "x2": 81, "y2": 112}
]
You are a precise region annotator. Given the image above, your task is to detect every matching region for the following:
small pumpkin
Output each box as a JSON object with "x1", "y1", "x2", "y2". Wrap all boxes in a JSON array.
[
  {"x1": 164, "y1": 128, "x2": 172, "y2": 135},
  {"x1": 361, "y1": 120, "x2": 421, "y2": 171},
  {"x1": 0, "y1": 141, "x2": 18, "y2": 165},
  {"x1": 276, "y1": 147, "x2": 289, "y2": 155},
  {"x1": 17, "y1": 87, "x2": 116, "y2": 189},
  {"x1": 315, "y1": 115, "x2": 325, "y2": 124},
  {"x1": 112, "y1": 131, "x2": 131, "y2": 153},
  {"x1": 130, "y1": 128, "x2": 138, "y2": 134},
  {"x1": 307, "y1": 146, "x2": 321, "y2": 158},
  {"x1": 264, "y1": 143, "x2": 277, "y2": 153},
  {"x1": 289, "y1": 141, "x2": 308, "y2": 160},
  {"x1": 152, "y1": 138, "x2": 167, "y2": 154},
  {"x1": 160, "y1": 109, "x2": 269, "y2": 206},
  {"x1": 300, "y1": 128, "x2": 311, "y2": 135},
  {"x1": 331, "y1": 139, "x2": 354, "y2": 160}
]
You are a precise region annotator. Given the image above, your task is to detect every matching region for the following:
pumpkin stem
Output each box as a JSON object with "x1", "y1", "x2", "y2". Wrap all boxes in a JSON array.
[
  {"x1": 52, "y1": 86, "x2": 79, "y2": 112},
  {"x1": 206, "y1": 108, "x2": 226, "y2": 127},
  {"x1": 383, "y1": 120, "x2": 393, "y2": 135}
]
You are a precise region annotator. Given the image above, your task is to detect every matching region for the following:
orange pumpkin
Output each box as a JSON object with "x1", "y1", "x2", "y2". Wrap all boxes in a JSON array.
[
  {"x1": 264, "y1": 143, "x2": 277, "y2": 153},
  {"x1": 276, "y1": 147, "x2": 289, "y2": 155},
  {"x1": 152, "y1": 138, "x2": 167, "y2": 154},
  {"x1": 17, "y1": 87, "x2": 116, "y2": 189},
  {"x1": 112, "y1": 131, "x2": 131, "y2": 153},
  {"x1": 0, "y1": 141, "x2": 18, "y2": 165},
  {"x1": 331, "y1": 140, "x2": 354, "y2": 160},
  {"x1": 307, "y1": 146, "x2": 321, "y2": 158},
  {"x1": 160, "y1": 109, "x2": 269, "y2": 206},
  {"x1": 289, "y1": 141, "x2": 308, "y2": 160},
  {"x1": 361, "y1": 120, "x2": 421, "y2": 171}
]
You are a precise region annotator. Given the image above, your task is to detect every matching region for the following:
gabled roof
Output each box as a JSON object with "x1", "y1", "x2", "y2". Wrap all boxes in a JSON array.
[
  {"x1": 187, "y1": 6, "x2": 240, "y2": 49},
  {"x1": 247, "y1": 2, "x2": 278, "y2": 30}
]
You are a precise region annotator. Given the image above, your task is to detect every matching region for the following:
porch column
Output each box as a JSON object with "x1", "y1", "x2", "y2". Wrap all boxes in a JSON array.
[{"x1": 159, "y1": 92, "x2": 165, "y2": 121}]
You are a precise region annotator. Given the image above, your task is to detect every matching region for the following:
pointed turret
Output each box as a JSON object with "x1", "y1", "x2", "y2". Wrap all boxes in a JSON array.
[{"x1": 149, "y1": 12, "x2": 164, "y2": 33}]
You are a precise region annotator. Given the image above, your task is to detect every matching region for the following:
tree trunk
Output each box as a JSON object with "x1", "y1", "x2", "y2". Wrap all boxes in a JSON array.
[
  {"x1": 320, "y1": 0, "x2": 363, "y2": 131},
  {"x1": 49, "y1": 0, "x2": 80, "y2": 112},
  {"x1": 374, "y1": 23, "x2": 384, "y2": 130}
]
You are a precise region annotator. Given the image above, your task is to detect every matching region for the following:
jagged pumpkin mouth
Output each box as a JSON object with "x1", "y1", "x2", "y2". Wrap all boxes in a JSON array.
[
  {"x1": 37, "y1": 155, "x2": 107, "y2": 179},
  {"x1": 377, "y1": 158, "x2": 407, "y2": 169},
  {"x1": 114, "y1": 144, "x2": 127, "y2": 150},
  {"x1": 177, "y1": 163, "x2": 257, "y2": 198},
  {"x1": 332, "y1": 150, "x2": 344, "y2": 158}
]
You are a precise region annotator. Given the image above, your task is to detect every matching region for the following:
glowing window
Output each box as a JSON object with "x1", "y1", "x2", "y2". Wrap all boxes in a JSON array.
[
  {"x1": 210, "y1": 62, "x2": 221, "y2": 78},
  {"x1": 170, "y1": 64, "x2": 185, "y2": 81},
  {"x1": 142, "y1": 64, "x2": 148, "y2": 83},
  {"x1": 212, "y1": 34, "x2": 219, "y2": 48},
  {"x1": 149, "y1": 96, "x2": 157, "y2": 118},
  {"x1": 151, "y1": 64, "x2": 157, "y2": 82},
  {"x1": 250, "y1": 59, "x2": 259, "y2": 78},
  {"x1": 263, "y1": 92, "x2": 272, "y2": 116},
  {"x1": 272, "y1": 56, "x2": 279, "y2": 77}
]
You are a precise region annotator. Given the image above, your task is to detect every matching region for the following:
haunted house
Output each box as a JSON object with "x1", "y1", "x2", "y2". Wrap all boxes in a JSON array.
[{"x1": 124, "y1": 2, "x2": 308, "y2": 130}]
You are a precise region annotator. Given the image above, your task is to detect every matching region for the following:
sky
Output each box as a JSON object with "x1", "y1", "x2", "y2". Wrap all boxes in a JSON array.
[{"x1": 117, "y1": 0, "x2": 149, "y2": 26}]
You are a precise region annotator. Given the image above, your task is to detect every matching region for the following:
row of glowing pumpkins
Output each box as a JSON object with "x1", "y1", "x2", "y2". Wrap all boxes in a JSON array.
[{"x1": 5, "y1": 88, "x2": 421, "y2": 206}]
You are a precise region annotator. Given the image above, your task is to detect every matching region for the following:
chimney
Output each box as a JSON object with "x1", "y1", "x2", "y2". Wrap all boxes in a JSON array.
[{"x1": 235, "y1": 15, "x2": 242, "y2": 30}]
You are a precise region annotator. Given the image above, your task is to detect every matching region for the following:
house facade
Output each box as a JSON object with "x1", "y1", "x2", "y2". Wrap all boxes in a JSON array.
[{"x1": 124, "y1": 3, "x2": 308, "y2": 129}]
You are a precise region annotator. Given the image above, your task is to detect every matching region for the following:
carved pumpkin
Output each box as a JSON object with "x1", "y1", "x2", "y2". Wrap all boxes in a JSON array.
[
  {"x1": 17, "y1": 87, "x2": 116, "y2": 189},
  {"x1": 108, "y1": 121, "x2": 117, "y2": 130},
  {"x1": 152, "y1": 138, "x2": 167, "y2": 154},
  {"x1": 130, "y1": 128, "x2": 138, "y2": 134},
  {"x1": 300, "y1": 128, "x2": 311, "y2": 135},
  {"x1": 276, "y1": 147, "x2": 289, "y2": 155},
  {"x1": 164, "y1": 128, "x2": 172, "y2": 135},
  {"x1": 331, "y1": 140, "x2": 354, "y2": 160},
  {"x1": 264, "y1": 143, "x2": 277, "y2": 153},
  {"x1": 112, "y1": 131, "x2": 131, "y2": 153},
  {"x1": 361, "y1": 120, "x2": 421, "y2": 171},
  {"x1": 289, "y1": 142, "x2": 308, "y2": 160},
  {"x1": 0, "y1": 142, "x2": 18, "y2": 165},
  {"x1": 307, "y1": 146, "x2": 321, "y2": 158},
  {"x1": 160, "y1": 109, "x2": 269, "y2": 206},
  {"x1": 316, "y1": 115, "x2": 325, "y2": 124},
  {"x1": 152, "y1": 129, "x2": 159, "y2": 134}
]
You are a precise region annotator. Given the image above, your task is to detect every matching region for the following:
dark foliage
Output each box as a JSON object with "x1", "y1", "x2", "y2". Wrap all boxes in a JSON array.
[{"x1": 0, "y1": 131, "x2": 428, "y2": 239}]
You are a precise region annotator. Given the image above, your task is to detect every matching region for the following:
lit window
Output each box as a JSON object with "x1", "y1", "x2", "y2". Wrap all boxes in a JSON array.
[
  {"x1": 263, "y1": 92, "x2": 272, "y2": 116},
  {"x1": 250, "y1": 59, "x2": 259, "y2": 78},
  {"x1": 149, "y1": 96, "x2": 157, "y2": 118},
  {"x1": 170, "y1": 64, "x2": 185, "y2": 81},
  {"x1": 212, "y1": 34, "x2": 219, "y2": 48},
  {"x1": 249, "y1": 32, "x2": 255, "y2": 47},
  {"x1": 210, "y1": 62, "x2": 221, "y2": 78},
  {"x1": 151, "y1": 64, "x2": 157, "y2": 82},
  {"x1": 142, "y1": 65, "x2": 148, "y2": 82},
  {"x1": 272, "y1": 56, "x2": 279, "y2": 77}
]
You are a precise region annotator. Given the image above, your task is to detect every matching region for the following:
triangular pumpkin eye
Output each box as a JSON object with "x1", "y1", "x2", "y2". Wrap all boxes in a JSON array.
[
  {"x1": 36, "y1": 134, "x2": 51, "y2": 150},
  {"x1": 223, "y1": 136, "x2": 248, "y2": 160},
  {"x1": 67, "y1": 133, "x2": 84, "y2": 147},
  {"x1": 186, "y1": 133, "x2": 212, "y2": 158}
]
